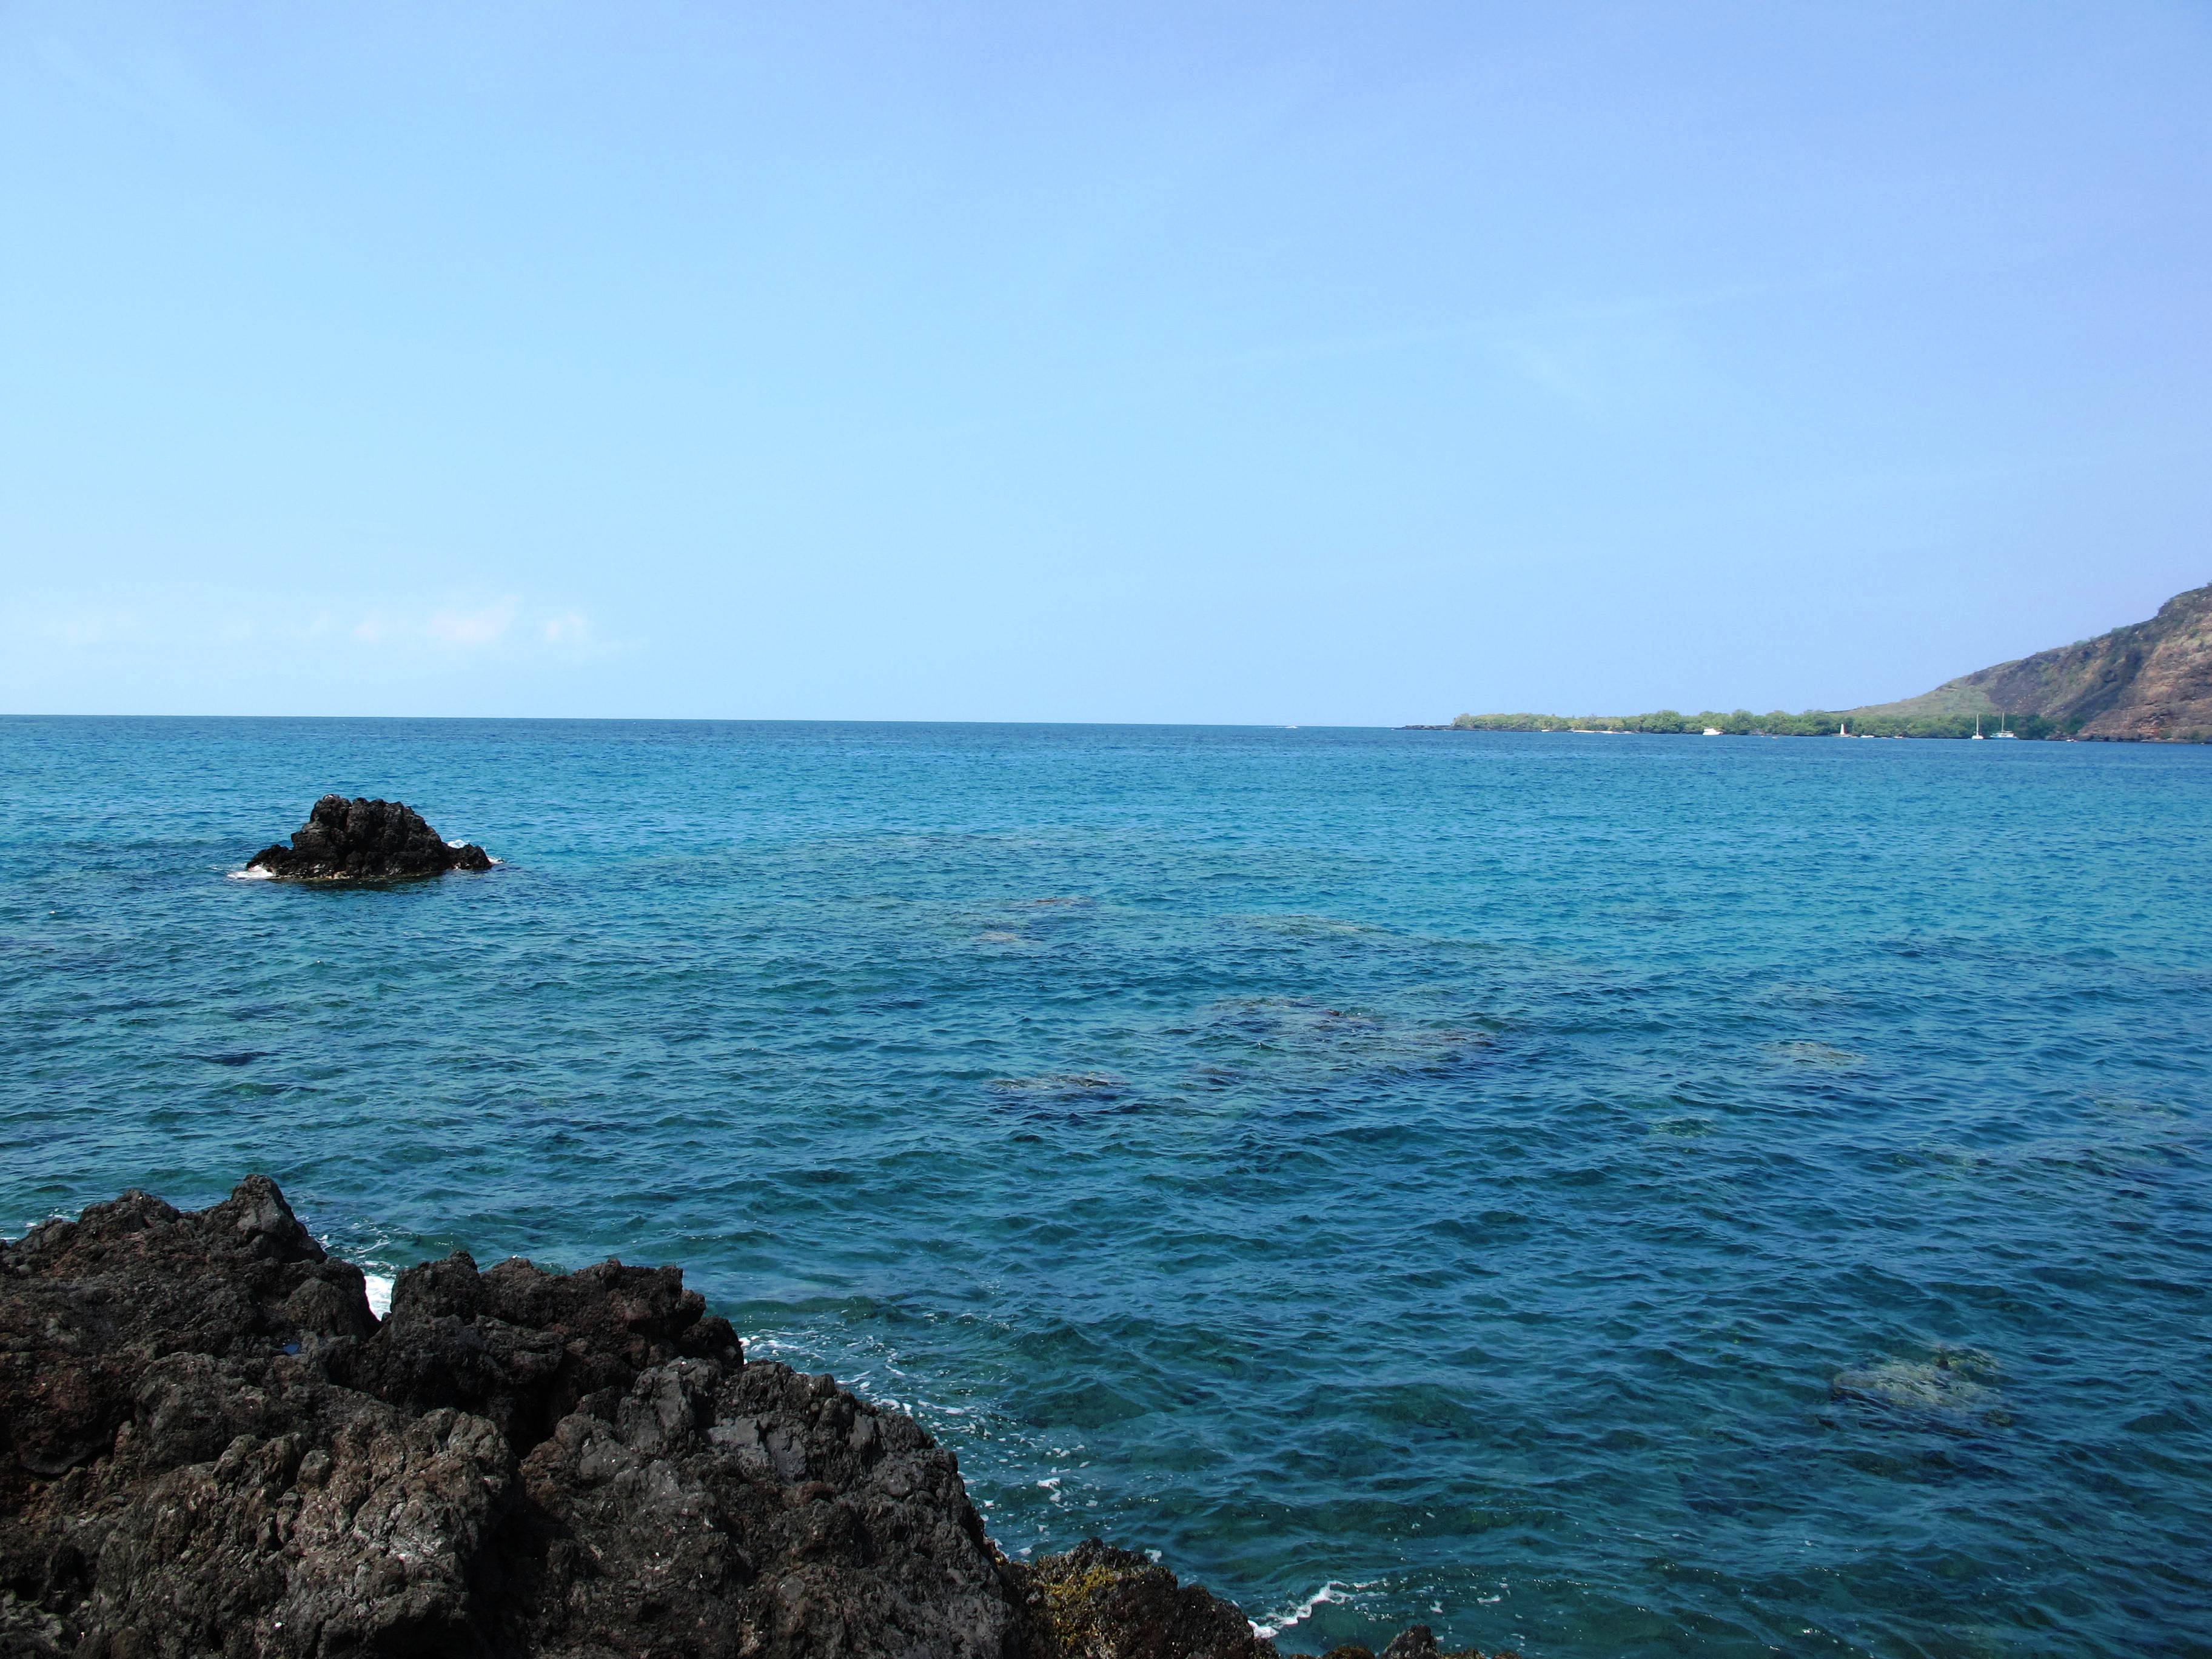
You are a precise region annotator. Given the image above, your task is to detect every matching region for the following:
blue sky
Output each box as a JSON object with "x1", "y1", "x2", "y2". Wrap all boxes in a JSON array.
[{"x1": 3, "y1": 1, "x2": 2207, "y2": 722}]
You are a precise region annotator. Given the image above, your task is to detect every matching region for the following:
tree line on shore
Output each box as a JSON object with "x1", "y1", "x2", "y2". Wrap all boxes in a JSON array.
[{"x1": 1440, "y1": 709, "x2": 2070, "y2": 739}]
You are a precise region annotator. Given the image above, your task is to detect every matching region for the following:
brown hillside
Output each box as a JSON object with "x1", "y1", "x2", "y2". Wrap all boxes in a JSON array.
[{"x1": 1853, "y1": 582, "x2": 2212, "y2": 741}]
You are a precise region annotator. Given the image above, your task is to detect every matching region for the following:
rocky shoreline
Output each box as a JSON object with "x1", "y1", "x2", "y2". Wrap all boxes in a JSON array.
[{"x1": 1, "y1": 1180, "x2": 1507, "y2": 1659}]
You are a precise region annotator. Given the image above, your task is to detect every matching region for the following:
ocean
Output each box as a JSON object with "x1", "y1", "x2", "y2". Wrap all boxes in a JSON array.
[{"x1": 4, "y1": 716, "x2": 2207, "y2": 1657}]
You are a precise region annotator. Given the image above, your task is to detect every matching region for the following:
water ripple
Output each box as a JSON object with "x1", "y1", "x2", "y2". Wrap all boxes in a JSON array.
[{"x1": 3, "y1": 717, "x2": 2209, "y2": 1657}]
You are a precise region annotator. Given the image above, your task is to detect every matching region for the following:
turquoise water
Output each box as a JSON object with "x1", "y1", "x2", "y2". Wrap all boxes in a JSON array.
[{"x1": 4, "y1": 717, "x2": 2208, "y2": 1657}]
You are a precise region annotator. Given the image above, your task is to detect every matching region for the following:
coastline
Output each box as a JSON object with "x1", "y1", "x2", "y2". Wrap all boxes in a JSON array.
[
  {"x1": 1404, "y1": 712, "x2": 2084, "y2": 739},
  {"x1": 1416, "y1": 583, "x2": 2212, "y2": 742},
  {"x1": 0, "y1": 1179, "x2": 1512, "y2": 1659}
]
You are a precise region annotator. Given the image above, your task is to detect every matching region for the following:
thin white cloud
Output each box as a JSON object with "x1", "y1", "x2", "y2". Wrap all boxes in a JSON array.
[
  {"x1": 42, "y1": 610, "x2": 146, "y2": 648},
  {"x1": 15, "y1": 591, "x2": 624, "y2": 663},
  {"x1": 541, "y1": 611, "x2": 594, "y2": 648},
  {"x1": 427, "y1": 598, "x2": 518, "y2": 649}
]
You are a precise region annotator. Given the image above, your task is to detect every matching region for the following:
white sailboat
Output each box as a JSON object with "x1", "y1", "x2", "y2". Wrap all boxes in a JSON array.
[
  {"x1": 1971, "y1": 717, "x2": 1985, "y2": 740},
  {"x1": 1992, "y1": 714, "x2": 2019, "y2": 739}
]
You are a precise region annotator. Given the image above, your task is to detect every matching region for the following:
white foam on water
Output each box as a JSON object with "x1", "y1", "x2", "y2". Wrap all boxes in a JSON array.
[
  {"x1": 226, "y1": 867, "x2": 276, "y2": 880},
  {"x1": 364, "y1": 1273, "x2": 394, "y2": 1319},
  {"x1": 1250, "y1": 1581, "x2": 1353, "y2": 1640}
]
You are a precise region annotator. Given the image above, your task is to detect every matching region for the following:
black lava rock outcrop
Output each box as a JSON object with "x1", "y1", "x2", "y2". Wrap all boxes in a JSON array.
[
  {"x1": 1021, "y1": 1541, "x2": 1275, "y2": 1658},
  {"x1": 246, "y1": 795, "x2": 492, "y2": 881},
  {"x1": 0, "y1": 1179, "x2": 1490, "y2": 1659},
  {"x1": 1019, "y1": 1546, "x2": 1516, "y2": 1659}
]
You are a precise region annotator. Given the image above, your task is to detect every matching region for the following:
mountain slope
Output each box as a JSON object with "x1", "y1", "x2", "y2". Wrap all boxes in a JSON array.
[{"x1": 1850, "y1": 582, "x2": 2212, "y2": 741}]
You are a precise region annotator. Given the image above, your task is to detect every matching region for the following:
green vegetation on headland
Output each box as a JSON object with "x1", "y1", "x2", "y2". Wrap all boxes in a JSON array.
[
  {"x1": 1421, "y1": 580, "x2": 2212, "y2": 742},
  {"x1": 1430, "y1": 709, "x2": 2066, "y2": 739}
]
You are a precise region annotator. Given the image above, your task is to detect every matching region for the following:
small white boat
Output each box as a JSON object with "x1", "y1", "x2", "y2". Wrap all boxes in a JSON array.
[
  {"x1": 1703, "y1": 727, "x2": 1722, "y2": 736},
  {"x1": 1971, "y1": 717, "x2": 1985, "y2": 740},
  {"x1": 1992, "y1": 714, "x2": 2018, "y2": 739}
]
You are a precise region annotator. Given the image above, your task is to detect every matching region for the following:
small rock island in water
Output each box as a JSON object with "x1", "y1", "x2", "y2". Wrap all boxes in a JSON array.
[
  {"x1": 0, "y1": 1179, "x2": 1509, "y2": 1659},
  {"x1": 246, "y1": 794, "x2": 492, "y2": 881}
]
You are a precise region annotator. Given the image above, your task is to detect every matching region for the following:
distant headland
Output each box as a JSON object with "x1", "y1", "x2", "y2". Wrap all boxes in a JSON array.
[{"x1": 1418, "y1": 581, "x2": 2212, "y2": 742}]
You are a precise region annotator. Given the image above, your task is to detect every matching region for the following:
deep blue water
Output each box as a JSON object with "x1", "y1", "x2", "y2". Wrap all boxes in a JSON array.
[{"x1": 4, "y1": 717, "x2": 2209, "y2": 1657}]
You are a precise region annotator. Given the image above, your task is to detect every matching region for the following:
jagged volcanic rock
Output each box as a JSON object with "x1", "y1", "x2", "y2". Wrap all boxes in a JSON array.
[
  {"x1": 0, "y1": 1179, "x2": 1011, "y2": 1657},
  {"x1": 0, "y1": 1180, "x2": 1495, "y2": 1659},
  {"x1": 246, "y1": 795, "x2": 493, "y2": 881},
  {"x1": 1021, "y1": 1541, "x2": 1275, "y2": 1658},
  {"x1": 1018, "y1": 1544, "x2": 1514, "y2": 1659}
]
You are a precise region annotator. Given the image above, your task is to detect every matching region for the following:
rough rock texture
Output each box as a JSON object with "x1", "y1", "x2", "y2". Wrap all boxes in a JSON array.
[
  {"x1": 0, "y1": 1179, "x2": 1014, "y2": 1658},
  {"x1": 1318, "y1": 1631, "x2": 1516, "y2": 1659},
  {"x1": 246, "y1": 795, "x2": 494, "y2": 881},
  {"x1": 1857, "y1": 580, "x2": 2212, "y2": 741},
  {"x1": 1, "y1": 1180, "x2": 1482, "y2": 1659},
  {"x1": 1021, "y1": 1540, "x2": 1273, "y2": 1659},
  {"x1": 1017, "y1": 1545, "x2": 1518, "y2": 1659}
]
